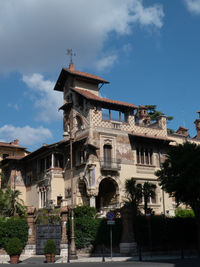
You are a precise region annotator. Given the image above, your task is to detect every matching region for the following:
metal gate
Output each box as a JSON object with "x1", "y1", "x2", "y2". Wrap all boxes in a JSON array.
[{"x1": 36, "y1": 224, "x2": 61, "y2": 255}]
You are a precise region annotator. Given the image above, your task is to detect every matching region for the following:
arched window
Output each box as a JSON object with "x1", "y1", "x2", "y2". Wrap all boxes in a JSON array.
[{"x1": 76, "y1": 116, "x2": 83, "y2": 131}]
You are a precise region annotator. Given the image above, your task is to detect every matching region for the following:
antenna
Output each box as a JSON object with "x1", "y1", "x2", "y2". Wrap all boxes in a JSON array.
[
  {"x1": 66, "y1": 49, "x2": 76, "y2": 65},
  {"x1": 182, "y1": 109, "x2": 186, "y2": 128}
]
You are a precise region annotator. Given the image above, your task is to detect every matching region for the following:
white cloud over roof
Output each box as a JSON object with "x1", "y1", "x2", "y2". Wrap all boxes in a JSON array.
[
  {"x1": 0, "y1": 125, "x2": 52, "y2": 147},
  {"x1": 22, "y1": 73, "x2": 62, "y2": 122},
  {"x1": 0, "y1": 0, "x2": 164, "y2": 73}
]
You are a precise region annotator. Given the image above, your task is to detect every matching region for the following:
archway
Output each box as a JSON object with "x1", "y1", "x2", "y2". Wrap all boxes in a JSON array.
[{"x1": 96, "y1": 177, "x2": 119, "y2": 211}]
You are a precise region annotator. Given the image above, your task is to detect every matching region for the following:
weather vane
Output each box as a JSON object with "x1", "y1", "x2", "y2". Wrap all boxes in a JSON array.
[{"x1": 66, "y1": 49, "x2": 76, "y2": 65}]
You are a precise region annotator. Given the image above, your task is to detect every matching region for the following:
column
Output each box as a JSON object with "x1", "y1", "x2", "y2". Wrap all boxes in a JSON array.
[
  {"x1": 89, "y1": 196, "x2": 96, "y2": 208},
  {"x1": 24, "y1": 206, "x2": 36, "y2": 255},
  {"x1": 60, "y1": 206, "x2": 68, "y2": 257}
]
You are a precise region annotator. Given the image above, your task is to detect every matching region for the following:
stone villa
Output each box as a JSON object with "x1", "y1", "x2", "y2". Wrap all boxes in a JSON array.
[{"x1": 1, "y1": 62, "x2": 200, "y2": 216}]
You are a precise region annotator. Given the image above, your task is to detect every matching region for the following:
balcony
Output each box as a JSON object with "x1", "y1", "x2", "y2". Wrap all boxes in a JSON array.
[{"x1": 100, "y1": 158, "x2": 121, "y2": 171}]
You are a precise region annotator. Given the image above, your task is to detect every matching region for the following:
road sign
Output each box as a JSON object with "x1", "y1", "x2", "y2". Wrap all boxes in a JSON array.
[
  {"x1": 107, "y1": 211, "x2": 115, "y2": 220},
  {"x1": 107, "y1": 220, "x2": 115, "y2": 225}
]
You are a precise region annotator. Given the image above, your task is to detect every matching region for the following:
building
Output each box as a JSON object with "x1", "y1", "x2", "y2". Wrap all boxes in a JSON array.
[
  {"x1": 0, "y1": 140, "x2": 28, "y2": 193},
  {"x1": 2, "y1": 63, "x2": 200, "y2": 215}
]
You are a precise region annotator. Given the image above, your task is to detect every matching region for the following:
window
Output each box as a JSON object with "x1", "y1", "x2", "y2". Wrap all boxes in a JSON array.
[
  {"x1": 76, "y1": 149, "x2": 86, "y2": 166},
  {"x1": 55, "y1": 154, "x2": 63, "y2": 168},
  {"x1": 102, "y1": 108, "x2": 128, "y2": 123},
  {"x1": 57, "y1": 196, "x2": 62, "y2": 207},
  {"x1": 136, "y1": 147, "x2": 153, "y2": 165},
  {"x1": 2, "y1": 154, "x2": 9, "y2": 160},
  {"x1": 39, "y1": 189, "x2": 47, "y2": 208}
]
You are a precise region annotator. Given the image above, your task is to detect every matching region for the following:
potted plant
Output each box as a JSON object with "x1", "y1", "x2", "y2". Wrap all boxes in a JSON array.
[
  {"x1": 5, "y1": 237, "x2": 23, "y2": 264},
  {"x1": 44, "y1": 239, "x2": 56, "y2": 263}
]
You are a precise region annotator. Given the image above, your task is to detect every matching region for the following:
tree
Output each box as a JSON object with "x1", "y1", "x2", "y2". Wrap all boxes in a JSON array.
[
  {"x1": 125, "y1": 178, "x2": 142, "y2": 217},
  {"x1": 156, "y1": 142, "x2": 200, "y2": 252},
  {"x1": 145, "y1": 105, "x2": 173, "y2": 122},
  {"x1": 3, "y1": 187, "x2": 26, "y2": 217},
  {"x1": 142, "y1": 182, "x2": 156, "y2": 215}
]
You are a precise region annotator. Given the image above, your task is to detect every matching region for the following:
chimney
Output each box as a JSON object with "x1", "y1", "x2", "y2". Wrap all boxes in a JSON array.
[
  {"x1": 194, "y1": 111, "x2": 200, "y2": 139},
  {"x1": 136, "y1": 105, "x2": 150, "y2": 125},
  {"x1": 194, "y1": 119, "x2": 200, "y2": 139},
  {"x1": 176, "y1": 126, "x2": 189, "y2": 137},
  {"x1": 10, "y1": 139, "x2": 19, "y2": 146},
  {"x1": 69, "y1": 62, "x2": 75, "y2": 71}
]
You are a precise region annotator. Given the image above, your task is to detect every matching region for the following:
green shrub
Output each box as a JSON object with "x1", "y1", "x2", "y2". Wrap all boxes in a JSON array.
[
  {"x1": 0, "y1": 217, "x2": 28, "y2": 249},
  {"x1": 68, "y1": 206, "x2": 100, "y2": 249},
  {"x1": 36, "y1": 208, "x2": 61, "y2": 225},
  {"x1": 5, "y1": 237, "x2": 23, "y2": 256},
  {"x1": 68, "y1": 206, "x2": 122, "y2": 249},
  {"x1": 175, "y1": 208, "x2": 195, "y2": 217},
  {"x1": 44, "y1": 239, "x2": 56, "y2": 254}
]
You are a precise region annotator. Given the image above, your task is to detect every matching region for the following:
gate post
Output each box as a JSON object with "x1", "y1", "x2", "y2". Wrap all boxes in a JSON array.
[
  {"x1": 60, "y1": 206, "x2": 68, "y2": 256},
  {"x1": 120, "y1": 206, "x2": 137, "y2": 255},
  {"x1": 24, "y1": 206, "x2": 36, "y2": 255}
]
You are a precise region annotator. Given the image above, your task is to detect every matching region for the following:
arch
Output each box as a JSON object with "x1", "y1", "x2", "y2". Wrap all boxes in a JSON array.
[{"x1": 96, "y1": 176, "x2": 121, "y2": 211}]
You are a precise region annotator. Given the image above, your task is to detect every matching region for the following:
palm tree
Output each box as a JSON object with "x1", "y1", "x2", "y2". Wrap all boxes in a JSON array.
[
  {"x1": 4, "y1": 187, "x2": 26, "y2": 217},
  {"x1": 125, "y1": 178, "x2": 142, "y2": 217},
  {"x1": 142, "y1": 182, "x2": 156, "y2": 215}
]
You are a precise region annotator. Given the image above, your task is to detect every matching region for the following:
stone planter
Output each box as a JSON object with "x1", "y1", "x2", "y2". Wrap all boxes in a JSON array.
[
  {"x1": 10, "y1": 255, "x2": 20, "y2": 264},
  {"x1": 45, "y1": 254, "x2": 51, "y2": 263},
  {"x1": 51, "y1": 254, "x2": 55, "y2": 263}
]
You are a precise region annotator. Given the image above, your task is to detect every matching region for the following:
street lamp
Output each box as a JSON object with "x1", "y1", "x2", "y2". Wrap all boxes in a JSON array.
[{"x1": 68, "y1": 109, "x2": 78, "y2": 260}]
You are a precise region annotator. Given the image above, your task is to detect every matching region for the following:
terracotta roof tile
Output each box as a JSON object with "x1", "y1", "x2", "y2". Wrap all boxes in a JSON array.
[
  {"x1": 63, "y1": 68, "x2": 109, "y2": 84},
  {"x1": 72, "y1": 88, "x2": 137, "y2": 109},
  {"x1": 0, "y1": 142, "x2": 26, "y2": 149}
]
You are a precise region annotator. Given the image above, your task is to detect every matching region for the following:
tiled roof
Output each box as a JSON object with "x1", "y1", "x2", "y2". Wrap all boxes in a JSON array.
[
  {"x1": 4, "y1": 155, "x2": 25, "y2": 160},
  {"x1": 0, "y1": 142, "x2": 25, "y2": 149},
  {"x1": 176, "y1": 126, "x2": 188, "y2": 131},
  {"x1": 72, "y1": 88, "x2": 137, "y2": 109},
  {"x1": 129, "y1": 132, "x2": 172, "y2": 142},
  {"x1": 63, "y1": 68, "x2": 109, "y2": 84}
]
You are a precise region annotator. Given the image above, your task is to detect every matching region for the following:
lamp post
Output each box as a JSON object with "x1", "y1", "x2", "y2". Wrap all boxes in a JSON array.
[{"x1": 68, "y1": 110, "x2": 77, "y2": 260}]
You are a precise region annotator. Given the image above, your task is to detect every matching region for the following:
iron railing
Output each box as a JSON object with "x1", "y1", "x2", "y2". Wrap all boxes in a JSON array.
[{"x1": 99, "y1": 158, "x2": 121, "y2": 171}]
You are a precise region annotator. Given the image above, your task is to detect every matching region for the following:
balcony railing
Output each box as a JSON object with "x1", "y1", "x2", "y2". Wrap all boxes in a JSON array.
[{"x1": 100, "y1": 158, "x2": 121, "y2": 171}]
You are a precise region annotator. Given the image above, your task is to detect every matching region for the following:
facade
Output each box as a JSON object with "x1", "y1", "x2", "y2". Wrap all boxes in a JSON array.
[
  {"x1": 0, "y1": 140, "x2": 28, "y2": 195},
  {"x1": 2, "y1": 63, "x2": 200, "y2": 216}
]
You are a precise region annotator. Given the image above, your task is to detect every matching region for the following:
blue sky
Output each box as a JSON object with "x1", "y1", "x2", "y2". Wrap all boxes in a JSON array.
[{"x1": 1, "y1": 0, "x2": 200, "y2": 151}]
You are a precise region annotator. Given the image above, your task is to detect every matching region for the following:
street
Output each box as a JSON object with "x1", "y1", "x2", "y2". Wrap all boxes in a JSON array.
[{"x1": 0, "y1": 258, "x2": 200, "y2": 267}]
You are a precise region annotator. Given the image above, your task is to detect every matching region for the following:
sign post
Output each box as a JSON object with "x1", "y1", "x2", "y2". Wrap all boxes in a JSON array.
[{"x1": 107, "y1": 211, "x2": 115, "y2": 260}]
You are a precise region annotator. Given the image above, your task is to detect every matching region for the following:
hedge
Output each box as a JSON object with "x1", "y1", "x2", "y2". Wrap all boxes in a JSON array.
[
  {"x1": 0, "y1": 217, "x2": 28, "y2": 249},
  {"x1": 134, "y1": 216, "x2": 197, "y2": 250},
  {"x1": 68, "y1": 206, "x2": 198, "y2": 251}
]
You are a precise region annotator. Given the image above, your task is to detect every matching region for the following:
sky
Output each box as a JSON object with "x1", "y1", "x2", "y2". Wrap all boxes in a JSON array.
[{"x1": 1, "y1": 0, "x2": 200, "y2": 151}]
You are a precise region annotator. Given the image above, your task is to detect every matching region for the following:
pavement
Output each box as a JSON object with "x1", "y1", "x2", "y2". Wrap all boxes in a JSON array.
[{"x1": 0, "y1": 253, "x2": 199, "y2": 264}]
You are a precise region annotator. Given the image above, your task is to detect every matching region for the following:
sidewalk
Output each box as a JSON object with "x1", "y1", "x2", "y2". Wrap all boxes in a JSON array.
[{"x1": 0, "y1": 253, "x2": 198, "y2": 264}]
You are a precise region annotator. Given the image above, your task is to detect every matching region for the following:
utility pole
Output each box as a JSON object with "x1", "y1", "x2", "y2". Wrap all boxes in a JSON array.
[{"x1": 69, "y1": 109, "x2": 78, "y2": 260}]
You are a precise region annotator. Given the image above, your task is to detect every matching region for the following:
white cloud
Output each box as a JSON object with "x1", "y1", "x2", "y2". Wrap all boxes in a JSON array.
[
  {"x1": 184, "y1": 0, "x2": 200, "y2": 14},
  {"x1": 22, "y1": 73, "x2": 63, "y2": 122},
  {"x1": 0, "y1": 125, "x2": 52, "y2": 147},
  {"x1": 0, "y1": 0, "x2": 164, "y2": 73},
  {"x1": 8, "y1": 103, "x2": 19, "y2": 110},
  {"x1": 96, "y1": 54, "x2": 118, "y2": 71}
]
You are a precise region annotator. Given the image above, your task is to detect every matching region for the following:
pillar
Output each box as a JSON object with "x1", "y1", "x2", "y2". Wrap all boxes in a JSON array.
[
  {"x1": 89, "y1": 196, "x2": 96, "y2": 208},
  {"x1": 60, "y1": 206, "x2": 68, "y2": 257},
  {"x1": 24, "y1": 206, "x2": 36, "y2": 255},
  {"x1": 120, "y1": 206, "x2": 137, "y2": 255}
]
